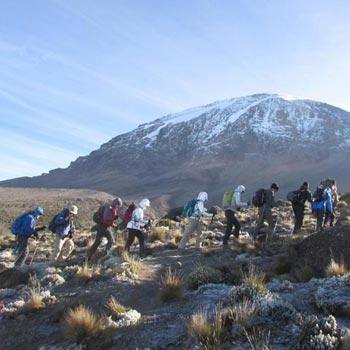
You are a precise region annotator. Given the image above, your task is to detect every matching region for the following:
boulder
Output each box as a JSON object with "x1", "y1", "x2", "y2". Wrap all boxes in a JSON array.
[
  {"x1": 0, "y1": 268, "x2": 30, "y2": 288},
  {"x1": 292, "y1": 225, "x2": 350, "y2": 276}
]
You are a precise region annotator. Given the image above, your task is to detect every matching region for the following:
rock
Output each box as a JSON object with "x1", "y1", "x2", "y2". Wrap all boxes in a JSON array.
[
  {"x1": 40, "y1": 273, "x2": 65, "y2": 287},
  {"x1": 98, "y1": 255, "x2": 122, "y2": 268},
  {"x1": 0, "y1": 261, "x2": 13, "y2": 271},
  {"x1": 292, "y1": 226, "x2": 350, "y2": 276},
  {"x1": 0, "y1": 249, "x2": 13, "y2": 260},
  {"x1": 106, "y1": 309, "x2": 141, "y2": 328},
  {"x1": 0, "y1": 268, "x2": 30, "y2": 288},
  {"x1": 175, "y1": 261, "x2": 182, "y2": 269}
]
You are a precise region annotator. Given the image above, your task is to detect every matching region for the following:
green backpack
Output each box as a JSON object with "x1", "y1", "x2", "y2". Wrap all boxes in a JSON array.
[{"x1": 222, "y1": 190, "x2": 233, "y2": 208}]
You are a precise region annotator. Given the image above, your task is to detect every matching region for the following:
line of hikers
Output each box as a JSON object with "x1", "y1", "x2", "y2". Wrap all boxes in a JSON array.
[{"x1": 10, "y1": 177, "x2": 338, "y2": 265}]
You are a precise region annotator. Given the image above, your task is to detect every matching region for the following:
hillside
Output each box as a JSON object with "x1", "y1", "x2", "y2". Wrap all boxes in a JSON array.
[{"x1": 1, "y1": 94, "x2": 350, "y2": 209}]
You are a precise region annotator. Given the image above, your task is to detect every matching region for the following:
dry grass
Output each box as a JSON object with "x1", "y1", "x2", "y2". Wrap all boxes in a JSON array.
[
  {"x1": 63, "y1": 304, "x2": 105, "y2": 343},
  {"x1": 26, "y1": 286, "x2": 45, "y2": 310},
  {"x1": 121, "y1": 251, "x2": 144, "y2": 275},
  {"x1": 187, "y1": 306, "x2": 226, "y2": 350},
  {"x1": 149, "y1": 227, "x2": 167, "y2": 242},
  {"x1": 241, "y1": 264, "x2": 266, "y2": 292},
  {"x1": 170, "y1": 229, "x2": 183, "y2": 243},
  {"x1": 113, "y1": 244, "x2": 125, "y2": 256},
  {"x1": 227, "y1": 298, "x2": 257, "y2": 330},
  {"x1": 244, "y1": 328, "x2": 272, "y2": 350},
  {"x1": 325, "y1": 257, "x2": 349, "y2": 277},
  {"x1": 159, "y1": 267, "x2": 184, "y2": 302},
  {"x1": 76, "y1": 259, "x2": 93, "y2": 282},
  {"x1": 105, "y1": 295, "x2": 129, "y2": 317}
]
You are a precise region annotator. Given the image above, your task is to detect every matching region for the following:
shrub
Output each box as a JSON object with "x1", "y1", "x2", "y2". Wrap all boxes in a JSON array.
[
  {"x1": 157, "y1": 219, "x2": 176, "y2": 229},
  {"x1": 63, "y1": 305, "x2": 104, "y2": 343},
  {"x1": 121, "y1": 251, "x2": 143, "y2": 275},
  {"x1": 159, "y1": 267, "x2": 184, "y2": 302},
  {"x1": 187, "y1": 264, "x2": 222, "y2": 290},
  {"x1": 105, "y1": 296, "x2": 129, "y2": 318},
  {"x1": 75, "y1": 259, "x2": 93, "y2": 282},
  {"x1": 325, "y1": 257, "x2": 349, "y2": 277},
  {"x1": 187, "y1": 306, "x2": 226, "y2": 350},
  {"x1": 244, "y1": 328, "x2": 272, "y2": 350},
  {"x1": 148, "y1": 227, "x2": 166, "y2": 242},
  {"x1": 241, "y1": 264, "x2": 266, "y2": 292},
  {"x1": 26, "y1": 286, "x2": 45, "y2": 310}
]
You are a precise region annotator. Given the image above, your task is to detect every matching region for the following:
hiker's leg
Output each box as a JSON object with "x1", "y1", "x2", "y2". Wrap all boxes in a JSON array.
[
  {"x1": 52, "y1": 236, "x2": 65, "y2": 261},
  {"x1": 266, "y1": 210, "x2": 274, "y2": 238},
  {"x1": 329, "y1": 211, "x2": 335, "y2": 226},
  {"x1": 195, "y1": 221, "x2": 203, "y2": 249},
  {"x1": 105, "y1": 226, "x2": 114, "y2": 253},
  {"x1": 254, "y1": 207, "x2": 265, "y2": 237},
  {"x1": 232, "y1": 214, "x2": 241, "y2": 238},
  {"x1": 324, "y1": 210, "x2": 330, "y2": 227},
  {"x1": 15, "y1": 236, "x2": 29, "y2": 266},
  {"x1": 134, "y1": 229, "x2": 145, "y2": 255},
  {"x1": 295, "y1": 205, "x2": 304, "y2": 233},
  {"x1": 87, "y1": 226, "x2": 103, "y2": 258},
  {"x1": 62, "y1": 238, "x2": 74, "y2": 260},
  {"x1": 178, "y1": 219, "x2": 197, "y2": 249},
  {"x1": 223, "y1": 210, "x2": 234, "y2": 245},
  {"x1": 316, "y1": 209, "x2": 324, "y2": 231},
  {"x1": 125, "y1": 229, "x2": 136, "y2": 252},
  {"x1": 292, "y1": 204, "x2": 298, "y2": 233}
]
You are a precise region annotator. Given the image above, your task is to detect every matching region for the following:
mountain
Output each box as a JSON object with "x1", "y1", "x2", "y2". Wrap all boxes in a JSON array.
[{"x1": 2, "y1": 93, "x2": 350, "y2": 210}]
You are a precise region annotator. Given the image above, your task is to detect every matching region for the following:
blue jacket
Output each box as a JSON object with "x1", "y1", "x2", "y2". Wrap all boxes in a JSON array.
[
  {"x1": 54, "y1": 208, "x2": 75, "y2": 238},
  {"x1": 17, "y1": 212, "x2": 37, "y2": 237},
  {"x1": 311, "y1": 187, "x2": 333, "y2": 212}
]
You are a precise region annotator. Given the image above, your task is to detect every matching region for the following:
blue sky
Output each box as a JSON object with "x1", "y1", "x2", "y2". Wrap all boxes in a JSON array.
[{"x1": 1, "y1": 0, "x2": 349, "y2": 181}]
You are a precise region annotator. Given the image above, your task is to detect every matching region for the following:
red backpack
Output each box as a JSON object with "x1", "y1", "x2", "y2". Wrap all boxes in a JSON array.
[{"x1": 123, "y1": 203, "x2": 136, "y2": 227}]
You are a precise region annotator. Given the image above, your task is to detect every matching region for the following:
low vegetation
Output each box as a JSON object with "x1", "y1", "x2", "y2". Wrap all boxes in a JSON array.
[
  {"x1": 105, "y1": 295, "x2": 129, "y2": 317},
  {"x1": 159, "y1": 267, "x2": 184, "y2": 302},
  {"x1": 325, "y1": 257, "x2": 349, "y2": 277},
  {"x1": 121, "y1": 251, "x2": 144, "y2": 275},
  {"x1": 241, "y1": 263, "x2": 266, "y2": 292},
  {"x1": 187, "y1": 263, "x2": 222, "y2": 290}
]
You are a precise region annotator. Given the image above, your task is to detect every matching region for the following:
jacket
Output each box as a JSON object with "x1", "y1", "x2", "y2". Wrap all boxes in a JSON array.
[
  {"x1": 190, "y1": 192, "x2": 213, "y2": 220},
  {"x1": 17, "y1": 212, "x2": 37, "y2": 237},
  {"x1": 294, "y1": 185, "x2": 312, "y2": 207},
  {"x1": 127, "y1": 199, "x2": 149, "y2": 230},
  {"x1": 230, "y1": 185, "x2": 248, "y2": 211},
  {"x1": 54, "y1": 208, "x2": 75, "y2": 238},
  {"x1": 102, "y1": 206, "x2": 118, "y2": 226},
  {"x1": 264, "y1": 189, "x2": 278, "y2": 210},
  {"x1": 311, "y1": 187, "x2": 333, "y2": 212}
]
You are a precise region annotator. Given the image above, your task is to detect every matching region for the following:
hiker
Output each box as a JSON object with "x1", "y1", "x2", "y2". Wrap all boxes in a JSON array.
[
  {"x1": 51, "y1": 205, "x2": 78, "y2": 261},
  {"x1": 13, "y1": 207, "x2": 46, "y2": 266},
  {"x1": 125, "y1": 198, "x2": 151, "y2": 257},
  {"x1": 88, "y1": 197, "x2": 123, "y2": 259},
  {"x1": 178, "y1": 192, "x2": 213, "y2": 253},
  {"x1": 311, "y1": 184, "x2": 333, "y2": 231},
  {"x1": 253, "y1": 183, "x2": 279, "y2": 240},
  {"x1": 223, "y1": 185, "x2": 249, "y2": 245},
  {"x1": 291, "y1": 181, "x2": 312, "y2": 234},
  {"x1": 324, "y1": 181, "x2": 338, "y2": 227}
]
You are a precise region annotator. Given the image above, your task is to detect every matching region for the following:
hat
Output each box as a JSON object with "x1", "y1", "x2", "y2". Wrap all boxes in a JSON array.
[
  {"x1": 303, "y1": 181, "x2": 309, "y2": 188},
  {"x1": 112, "y1": 197, "x2": 123, "y2": 207},
  {"x1": 69, "y1": 205, "x2": 78, "y2": 215},
  {"x1": 33, "y1": 207, "x2": 44, "y2": 216},
  {"x1": 271, "y1": 183, "x2": 279, "y2": 191}
]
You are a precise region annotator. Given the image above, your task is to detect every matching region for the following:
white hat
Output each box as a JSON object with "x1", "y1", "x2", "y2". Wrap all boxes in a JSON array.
[{"x1": 69, "y1": 205, "x2": 78, "y2": 215}]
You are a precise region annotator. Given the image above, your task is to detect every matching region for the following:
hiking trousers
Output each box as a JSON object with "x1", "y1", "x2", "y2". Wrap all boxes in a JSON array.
[
  {"x1": 88, "y1": 224, "x2": 114, "y2": 258},
  {"x1": 125, "y1": 228, "x2": 145, "y2": 255},
  {"x1": 313, "y1": 208, "x2": 324, "y2": 231},
  {"x1": 324, "y1": 209, "x2": 335, "y2": 227},
  {"x1": 292, "y1": 203, "x2": 305, "y2": 234},
  {"x1": 15, "y1": 235, "x2": 30, "y2": 266},
  {"x1": 223, "y1": 209, "x2": 241, "y2": 244},
  {"x1": 254, "y1": 207, "x2": 274, "y2": 238},
  {"x1": 52, "y1": 236, "x2": 74, "y2": 261},
  {"x1": 178, "y1": 218, "x2": 202, "y2": 249}
]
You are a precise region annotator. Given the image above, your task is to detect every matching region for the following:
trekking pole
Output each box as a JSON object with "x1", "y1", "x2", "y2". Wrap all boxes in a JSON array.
[
  {"x1": 273, "y1": 212, "x2": 281, "y2": 235},
  {"x1": 29, "y1": 243, "x2": 39, "y2": 266}
]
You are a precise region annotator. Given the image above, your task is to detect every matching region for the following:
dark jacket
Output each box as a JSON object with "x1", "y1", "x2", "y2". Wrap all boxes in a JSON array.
[
  {"x1": 55, "y1": 208, "x2": 75, "y2": 238},
  {"x1": 264, "y1": 189, "x2": 278, "y2": 210}
]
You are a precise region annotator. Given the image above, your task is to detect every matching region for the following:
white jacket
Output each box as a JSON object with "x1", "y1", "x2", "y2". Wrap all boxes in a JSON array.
[
  {"x1": 190, "y1": 192, "x2": 213, "y2": 220},
  {"x1": 230, "y1": 185, "x2": 248, "y2": 211},
  {"x1": 126, "y1": 199, "x2": 150, "y2": 230}
]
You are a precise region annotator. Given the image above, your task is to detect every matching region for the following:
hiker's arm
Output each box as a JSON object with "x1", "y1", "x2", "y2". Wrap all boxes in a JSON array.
[
  {"x1": 55, "y1": 212, "x2": 71, "y2": 225},
  {"x1": 133, "y1": 209, "x2": 148, "y2": 225},
  {"x1": 24, "y1": 216, "x2": 36, "y2": 235},
  {"x1": 197, "y1": 202, "x2": 213, "y2": 217},
  {"x1": 325, "y1": 193, "x2": 333, "y2": 212},
  {"x1": 234, "y1": 192, "x2": 248, "y2": 207},
  {"x1": 104, "y1": 207, "x2": 118, "y2": 221}
]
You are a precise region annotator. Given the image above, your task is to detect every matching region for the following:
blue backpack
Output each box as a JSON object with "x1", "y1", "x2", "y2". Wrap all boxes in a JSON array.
[
  {"x1": 11, "y1": 212, "x2": 30, "y2": 235},
  {"x1": 182, "y1": 199, "x2": 198, "y2": 217}
]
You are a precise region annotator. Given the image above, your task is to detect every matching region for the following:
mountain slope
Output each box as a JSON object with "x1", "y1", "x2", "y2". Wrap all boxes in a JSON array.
[{"x1": 2, "y1": 93, "x2": 350, "y2": 209}]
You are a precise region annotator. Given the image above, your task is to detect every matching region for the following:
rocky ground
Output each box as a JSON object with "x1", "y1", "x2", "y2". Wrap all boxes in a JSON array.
[{"x1": 1, "y1": 190, "x2": 350, "y2": 350}]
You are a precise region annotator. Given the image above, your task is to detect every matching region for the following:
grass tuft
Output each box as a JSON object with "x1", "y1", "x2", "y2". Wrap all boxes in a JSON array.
[
  {"x1": 241, "y1": 263, "x2": 266, "y2": 292},
  {"x1": 244, "y1": 327, "x2": 272, "y2": 350},
  {"x1": 159, "y1": 267, "x2": 184, "y2": 302},
  {"x1": 187, "y1": 306, "x2": 225, "y2": 350},
  {"x1": 63, "y1": 304, "x2": 105, "y2": 343},
  {"x1": 105, "y1": 296, "x2": 129, "y2": 317},
  {"x1": 122, "y1": 251, "x2": 144, "y2": 275},
  {"x1": 148, "y1": 227, "x2": 167, "y2": 242},
  {"x1": 325, "y1": 257, "x2": 349, "y2": 277}
]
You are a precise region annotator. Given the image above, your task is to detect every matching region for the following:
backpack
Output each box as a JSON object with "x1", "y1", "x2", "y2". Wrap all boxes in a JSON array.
[
  {"x1": 93, "y1": 206, "x2": 107, "y2": 224},
  {"x1": 313, "y1": 186, "x2": 325, "y2": 202},
  {"x1": 10, "y1": 212, "x2": 29, "y2": 235},
  {"x1": 123, "y1": 203, "x2": 136, "y2": 226},
  {"x1": 49, "y1": 208, "x2": 70, "y2": 233},
  {"x1": 287, "y1": 190, "x2": 301, "y2": 204},
  {"x1": 252, "y1": 189, "x2": 266, "y2": 207},
  {"x1": 48, "y1": 214, "x2": 59, "y2": 233},
  {"x1": 222, "y1": 190, "x2": 233, "y2": 208},
  {"x1": 182, "y1": 199, "x2": 198, "y2": 217}
]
